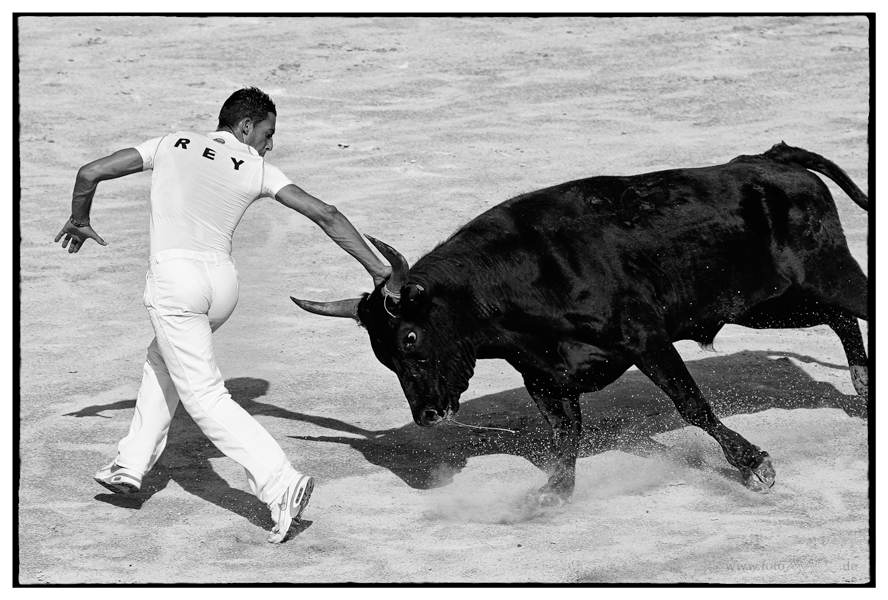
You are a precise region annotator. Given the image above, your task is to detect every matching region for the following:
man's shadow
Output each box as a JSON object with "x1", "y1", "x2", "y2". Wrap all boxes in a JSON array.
[
  {"x1": 283, "y1": 350, "x2": 868, "y2": 490},
  {"x1": 65, "y1": 378, "x2": 310, "y2": 534}
]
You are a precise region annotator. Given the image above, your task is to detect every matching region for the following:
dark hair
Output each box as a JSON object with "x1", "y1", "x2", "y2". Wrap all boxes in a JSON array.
[{"x1": 217, "y1": 86, "x2": 277, "y2": 129}]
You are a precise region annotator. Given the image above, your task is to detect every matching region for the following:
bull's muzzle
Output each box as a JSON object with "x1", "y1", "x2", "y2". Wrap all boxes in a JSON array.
[{"x1": 417, "y1": 406, "x2": 454, "y2": 427}]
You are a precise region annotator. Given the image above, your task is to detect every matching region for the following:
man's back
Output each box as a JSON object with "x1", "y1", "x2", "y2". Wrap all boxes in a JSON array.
[{"x1": 136, "y1": 131, "x2": 269, "y2": 256}]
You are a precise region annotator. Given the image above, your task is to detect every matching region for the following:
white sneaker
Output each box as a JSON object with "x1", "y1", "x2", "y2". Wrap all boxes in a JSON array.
[
  {"x1": 94, "y1": 462, "x2": 142, "y2": 494},
  {"x1": 267, "y1": 473, "x2": 314, "y2": 544}
]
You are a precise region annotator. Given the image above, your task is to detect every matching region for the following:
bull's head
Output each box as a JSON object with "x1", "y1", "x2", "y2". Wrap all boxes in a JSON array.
[{"x1": 291, "y1": 236, "x2": 476, "y2": 427}]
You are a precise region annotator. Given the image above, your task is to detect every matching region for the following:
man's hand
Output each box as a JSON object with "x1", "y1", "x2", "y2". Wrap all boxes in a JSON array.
[
  {"x1": 57, "y1": 148, "x2": 141, "y2": 254},
  {"x1": 54, "y1": 220, "x2": 107, "y2": 253},
  {"x1": 373, "y1": 265, "x2": 392, "y2": 289}
]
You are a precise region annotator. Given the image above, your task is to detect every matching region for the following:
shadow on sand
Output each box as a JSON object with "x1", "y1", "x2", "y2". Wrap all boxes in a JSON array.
[
  {"x1": 65, "y1": 377, "x2": 309, "y2": 532},
  {"x1": 65, "y1": 350, "x2": 866, "y2": 522},
  {"x1": 284, "y1": 350, "x2": 867, "y2": 490}
]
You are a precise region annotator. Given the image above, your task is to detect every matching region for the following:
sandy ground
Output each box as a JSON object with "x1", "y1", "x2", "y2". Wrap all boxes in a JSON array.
[{"x1": 16, "y1": 16, "x2": 871, "y2": 584}]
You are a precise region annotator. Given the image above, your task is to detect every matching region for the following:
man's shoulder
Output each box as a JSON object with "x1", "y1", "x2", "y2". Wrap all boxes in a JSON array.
[
  {"x1": 161, "y1": 131, "x2": 222, "y2": 144},
  {"x1": 168, "y1": 131, "x2": 207, "y2": 142},
  {"x1": 149, "y1": 131, "x2": 197, "y2": 147}
]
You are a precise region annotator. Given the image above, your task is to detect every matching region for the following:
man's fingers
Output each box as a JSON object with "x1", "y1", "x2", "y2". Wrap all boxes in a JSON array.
[
  {"x1": 57, "y1": 225, "x2": 106, "y2": 251},
  {"x1": 83, "y1": 228, "x2": 107, "y2": 247}
]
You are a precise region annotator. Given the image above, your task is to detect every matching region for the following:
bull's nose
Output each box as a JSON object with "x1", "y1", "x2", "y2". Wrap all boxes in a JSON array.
[{"x1": 419, "y1": 408, "x2": 444, "y2": 427}]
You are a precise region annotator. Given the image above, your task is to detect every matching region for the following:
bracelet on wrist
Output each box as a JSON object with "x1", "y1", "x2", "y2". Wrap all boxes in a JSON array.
[{"x1": 70, "y1": 216, "x2": 90, "y2": 228}]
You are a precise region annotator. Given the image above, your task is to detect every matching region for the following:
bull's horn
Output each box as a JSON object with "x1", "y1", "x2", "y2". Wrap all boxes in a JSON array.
[
  {"x1": 364, "y1": 235, "x2": 410, "y2": 300},
  {"x1": 290, "y1": 296, "x2": 361, "y2": 320}
]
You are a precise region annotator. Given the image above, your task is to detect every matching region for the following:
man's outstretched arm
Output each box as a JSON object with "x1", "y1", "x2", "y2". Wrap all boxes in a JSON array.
[
  {"x1": 274, "y1": 184, "x2": 392, "y2": 287},
  {"x1": 55, "y1": 148, "x2": 144, "y2": 253}
]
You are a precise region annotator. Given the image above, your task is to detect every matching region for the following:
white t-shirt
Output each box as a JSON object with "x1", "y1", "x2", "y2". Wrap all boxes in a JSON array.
[{"x1": 133, "y1": 130, "x2": 292, "y2": 256}]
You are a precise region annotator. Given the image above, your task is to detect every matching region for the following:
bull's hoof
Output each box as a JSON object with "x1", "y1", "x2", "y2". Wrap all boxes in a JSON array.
[
  {"x1": 524, "y1": 488, "x2": 571, "y2": 509},
  {"x1": 851, "y1": 365, "x2": 868, "y2": 397},
  {"x1": 742, "y1": 453, "x2": 776, "y2": 493}
]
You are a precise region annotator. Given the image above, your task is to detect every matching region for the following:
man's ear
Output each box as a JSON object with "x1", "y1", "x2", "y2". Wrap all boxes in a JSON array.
[{"x1": 401, "y1": 283, "x2": 430, "y2": 319}]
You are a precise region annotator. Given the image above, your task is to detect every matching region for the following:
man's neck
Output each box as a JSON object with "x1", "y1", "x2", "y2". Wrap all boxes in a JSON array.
[{"x1": 215, "y1": 127, "x2": 244, "y2": 143}]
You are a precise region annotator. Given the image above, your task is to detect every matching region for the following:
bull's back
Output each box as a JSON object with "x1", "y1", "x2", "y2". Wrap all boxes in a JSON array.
[
  {"x1": 493, "y1": 158, "x2": 842, "y2": 264},
  {"x1": 446, "y1": 157, "x2": 843, "y2": 325},
  {"x1": 521, "y1": 158, "x2": 830, "y2": 228}
]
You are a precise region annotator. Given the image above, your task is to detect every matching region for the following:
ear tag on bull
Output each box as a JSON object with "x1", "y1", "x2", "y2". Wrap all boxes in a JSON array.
[{"x1": 406, "y1": 284, "x2": 425, "y2": 296}]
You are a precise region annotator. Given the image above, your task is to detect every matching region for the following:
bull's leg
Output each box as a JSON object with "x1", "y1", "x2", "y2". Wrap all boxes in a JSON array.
[
  {"x1": 802, "y1": 250, "x2": 868, "y2": 321},
  {"x1": 809, "y1": 263, "x2": 869, "y2": 397},
  {"x1": 737, "y1": 304, "x2": 868, "y2": 397},
  {"x1": 525, "y1": 384, "x2": 582, "y2": 507},
  {"x1": 803, "y1": 248, "x2": 869, "y2": 395},
  {"x1": 737, "y1": 281, "x2": 869, "y2": 398},
  {"x1": 828, "y1": 311, "x2": 869, "y2": 397},
  {"x1": 624, "y1": 323, "x2": 775, "y2": 492}
]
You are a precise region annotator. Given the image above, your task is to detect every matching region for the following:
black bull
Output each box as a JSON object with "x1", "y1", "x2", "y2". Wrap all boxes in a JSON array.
[{"x1": 292, "y1": 143, "x2": 869, "y2": 506}]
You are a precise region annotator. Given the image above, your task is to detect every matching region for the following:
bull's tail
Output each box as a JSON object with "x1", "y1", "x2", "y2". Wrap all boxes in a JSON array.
[{"x1": 762, "y1": 142, "x2": 868, "y2": 210}]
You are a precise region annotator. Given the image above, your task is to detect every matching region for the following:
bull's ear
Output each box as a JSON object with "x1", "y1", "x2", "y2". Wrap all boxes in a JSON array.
[{"x1": 401, "y1": 283, "x2": 431, "y2": 318}]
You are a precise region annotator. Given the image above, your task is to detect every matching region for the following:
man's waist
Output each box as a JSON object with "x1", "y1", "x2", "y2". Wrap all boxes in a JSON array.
[{"x1": 149, "y1": 249, "x2": 234, "y2": 265}]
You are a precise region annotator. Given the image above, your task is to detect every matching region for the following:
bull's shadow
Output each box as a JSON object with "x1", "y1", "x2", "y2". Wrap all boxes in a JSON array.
[{"x1": 287, "y1": 350, "x2": 867, "y2": 490}]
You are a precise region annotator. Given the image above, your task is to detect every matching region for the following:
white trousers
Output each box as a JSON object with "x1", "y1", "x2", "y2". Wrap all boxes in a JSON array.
[{"x1": 114, "y1": 249, "x2": 296, "y2": 506}]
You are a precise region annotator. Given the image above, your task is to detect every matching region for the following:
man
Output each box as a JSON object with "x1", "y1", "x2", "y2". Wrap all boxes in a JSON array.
[{"x1": 54, "y1": 87, "x2": 391, "y2": 543}]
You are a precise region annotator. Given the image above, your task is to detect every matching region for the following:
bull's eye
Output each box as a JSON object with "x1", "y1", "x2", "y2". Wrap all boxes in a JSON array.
[{"x1": 405, "y1": 331, "x2": 418, "y2": 346}]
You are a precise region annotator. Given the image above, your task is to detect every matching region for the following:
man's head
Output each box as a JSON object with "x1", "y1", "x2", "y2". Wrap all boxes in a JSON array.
[{"x1": 217, "y1": 86, "x2": 277, "y2": 156}]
